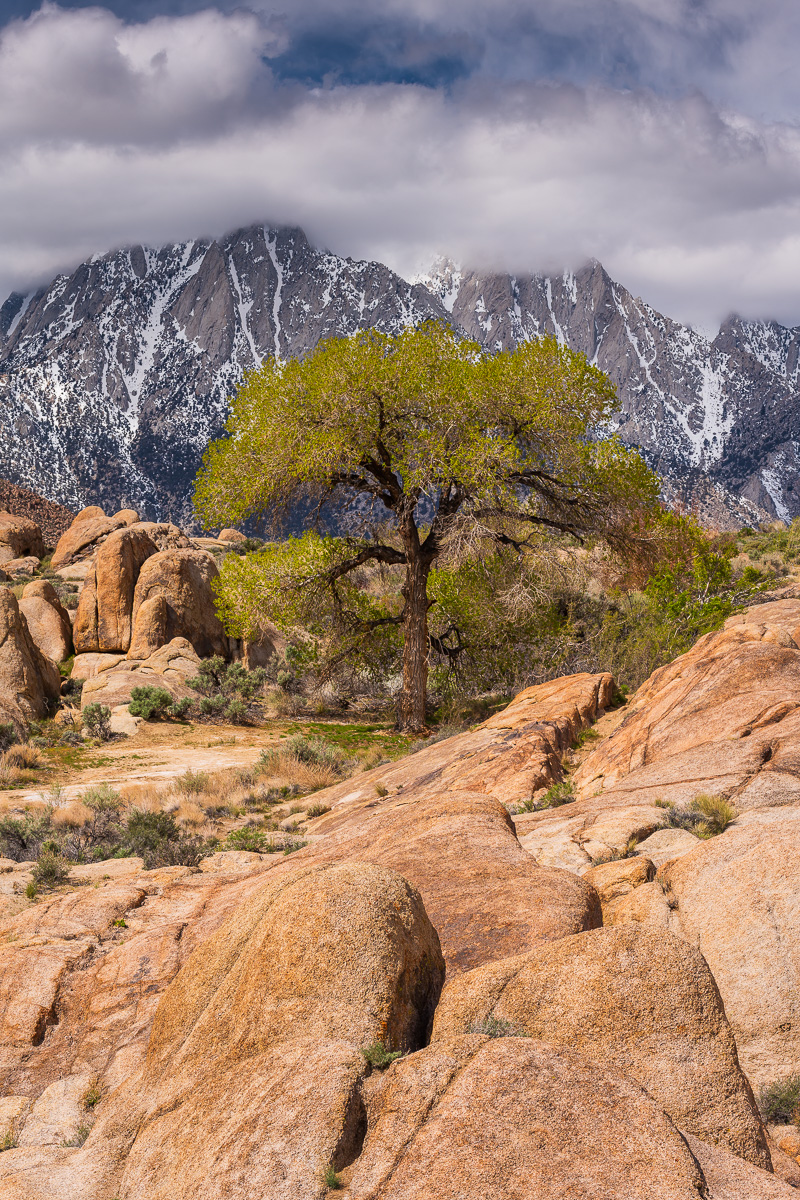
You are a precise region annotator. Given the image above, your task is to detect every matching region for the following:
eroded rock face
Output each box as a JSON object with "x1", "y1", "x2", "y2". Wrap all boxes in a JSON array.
[
  {"x1": 345, "y1": 1036, "x2": 710, "y2": 1200},
  {"x1": 0, "y1": 589, "x2": 61, "y2": 729},
  {"x1": 50, "y1": 509, "x2": 134, "y2": 571},
  {"x1": 79, "y1": 637, "x2": 202, "y2": 709},
  {"x1": 129, "y1": 548, "x2": 228, "y2": 660},
  {"x1": 431, "y1": 924, "x2": 770, "y2": 1168},
  {"x1": 0, "y1": 512, "x2": 44, "y2": 565},
  {"x1": 18, "y1": 580, "x2": 73, "y2": 664},
  {"x1": 73, "y1": 527, "x2": 158, "y2": 654}
]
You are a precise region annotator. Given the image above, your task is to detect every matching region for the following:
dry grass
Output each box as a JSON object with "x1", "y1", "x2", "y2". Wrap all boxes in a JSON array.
[
  {"x1": 3, "y1": 744, "x2": 45, "y2": 770},
  {"x1": 175, "y1": 800, "x2": 208, "y2": 829},
  {"x1": 52, "y1": 801, "x2": 93, "y2": 829},
  {"x1": 118, "y1": 784, "x2": 163, "y2": 813}
]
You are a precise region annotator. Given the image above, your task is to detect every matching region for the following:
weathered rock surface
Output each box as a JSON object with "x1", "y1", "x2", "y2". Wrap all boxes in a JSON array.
[
  {"x1": 2, "y1": 557, "x2": 39, "y2": 578},
  {"x1": 432, "y1": 924, "x2": 770, "y2": 1168},
  {"x1": 73, "y1": 527, "x2": 158, "y2": 654},
  {"x1": 18, "y1": 580, "x2": 73, "y2": 664},
  {"x1": 129, "y1": 548, "x2": 228, "y2": 659},
  {"x1": 0, "y1": 589, "x2": 61, "y2": 730},
  {"x1": 79, "y1": 638, "x2": 202, "y2": 709},
  {"x1": 0, "y1": 512, "x2": 44, "y2": 565},
  {"x1": 50, "y1": 509, "x2": 134, "y2": 571}
]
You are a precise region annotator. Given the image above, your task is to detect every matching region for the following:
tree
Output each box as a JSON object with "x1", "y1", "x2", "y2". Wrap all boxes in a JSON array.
[{"x1": 194, "y1": 322, "x2": 659, "y2": 731}]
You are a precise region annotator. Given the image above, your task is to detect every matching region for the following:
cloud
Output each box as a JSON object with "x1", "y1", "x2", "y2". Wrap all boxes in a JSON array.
[{"x1": 1, "y1": 2, "x2": 800, "y2": 330}]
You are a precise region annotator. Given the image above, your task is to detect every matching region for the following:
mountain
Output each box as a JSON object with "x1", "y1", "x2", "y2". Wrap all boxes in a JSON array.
[{"x1": 1, "y1": 224, "x2": 798, "y2": 528}]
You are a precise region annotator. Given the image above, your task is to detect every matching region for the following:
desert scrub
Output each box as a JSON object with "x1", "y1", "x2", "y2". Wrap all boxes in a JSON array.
[
  {"x1": 124, "y1": 810, "x2": 218, "y2": 868},
  {"x1": 224, "y1": 827, "x2": 276, "y2": 853},
  {"x1": 360, "y1": 1041, "x2": 403, "y2": 1069},
  {"x1": 3, "y1": 743, "x2": 44, "y2": 769},
  {"x1": 128, "y1": 687, "x2": 174, "y2": 721},
  {"x1": 323, "y1": 1166, "x2": 343, "y2": 1190},
  {"x1": 589, "y1": 837, "x2": 640, "y2": 867},
  {"x1": 82, "y1": 1079, "x2": 103, "y2": 1110},
  {"x1": 514, "y1": 778, "x2": 575, "y2": 814},
  {"x1": 82, "y1": 702, "x2": 112, "y2": 741},
  {"x1": 469, "y1": 1015, "x2": 527, "y2": 1038},
  {"x1": 657, "y1": 794, "x2": 737, "y2": 838},
  {"x1": 0, "y1": 723, "x2": 18, "y2": 752},
  {"x1": 759, "y1": 1074, "x2": 800, "y2": 1124},
  {"x1": 305, "y1": 803, "x2": 331, "y2": 818},
  {"x1": 32, "y1": 850, "x2": 71, "y2": 889}
]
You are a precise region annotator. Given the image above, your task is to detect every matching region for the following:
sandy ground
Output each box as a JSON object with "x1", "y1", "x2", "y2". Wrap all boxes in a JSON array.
[{"x1": 0, "y1": 720, "x2": 285, "y2": 809}]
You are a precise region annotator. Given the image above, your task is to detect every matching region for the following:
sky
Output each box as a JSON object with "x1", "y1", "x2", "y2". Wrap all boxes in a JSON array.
[{"x1": 1, "y1": 0, "x2": 800, "y2": 329}]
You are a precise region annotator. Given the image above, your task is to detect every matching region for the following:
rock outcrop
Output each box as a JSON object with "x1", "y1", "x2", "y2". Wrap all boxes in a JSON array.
[
  {"x1": 18, "y1": 580, "x2": 73, "y2": 665},
  {"x1": 127, "y1": 548, "x2": 229, "y2": 660},
  {"x1": 78, "y1": 638, "x2": 203, "y2": 709},
  {"x1": 0, "y1": 512, "x2": 44, "y2": 565},
  {"x1": 432, "y1": 924, "x2": 770, "y2": 1168},
  {"x1": 0, "y1": 589, "x2": 61, "y2": 732},
  {"x1": 72, "y1": 527, "x2": 158, "y2": 654},
  {"x1": 50, "y1": 508, "x2": 140, "y2": 571}
]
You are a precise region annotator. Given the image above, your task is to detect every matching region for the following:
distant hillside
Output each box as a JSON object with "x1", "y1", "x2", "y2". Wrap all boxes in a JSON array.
[{"x1": 0, "y1": 477, "x2": 75, "y2": 548}]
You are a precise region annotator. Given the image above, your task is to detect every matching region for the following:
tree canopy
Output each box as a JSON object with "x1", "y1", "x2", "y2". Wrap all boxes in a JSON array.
[{"x1": 194, "y1": 321, "x2": 661, "y2": 730}]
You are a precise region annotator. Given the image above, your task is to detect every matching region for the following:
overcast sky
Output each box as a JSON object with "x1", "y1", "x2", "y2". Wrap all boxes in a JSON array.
[{"x1": 2, "y1": 0, "x2": 800, "y2": 329}]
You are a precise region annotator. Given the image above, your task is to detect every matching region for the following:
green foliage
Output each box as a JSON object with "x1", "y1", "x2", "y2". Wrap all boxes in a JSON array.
[
  {"x1": 759, "y1": 1074, "x2": 800, "y2": 1124},
  {"x1": 0, "y1": 723, "x2": 19, "y2": 751},
  {"x1": 124, "y1": 810, "x2": 217, "y2": 869},
  {"x1": 224, "y1": 827, "x2": 275, "y2": 853},
  {"x1": 360, "y1": 1041, "x2": 403, "y2": 1069},
  {"x1": 195, "y1": 323, "x2": 659, "y2": 727},
  {"x1": 0, "y1": 1130, "x2": 18, "y2": 1151},
  {"x1": 468, "y1": 1015, "x2": 527, "y2": 1038},
  {"x1": 283, "y1": 733, "x2": 350, "y2": 772},
  {"x1": 128, "y1": 686, "x2": 173, "y2": 720},
  {"x1": 0, "y1": 811, "x2": 54, "y2": 862},
  {"x1": 323, "y1": 1166, "x2": 343, "y2": 1190},
  {"x1": 32, "y1": 850, "x2": 70, "y2": 889},
  {"x1": 515, "y1": 779, "x2": 575, "y2": 814},
  {"x1": 305, "y1": 803, "x2": 332, "y2": 818},
  {"x1": 658, "y1": 794, "x2": 738, "y2": 839},
  {"x1": 82, "y1": 703, "x2": 111, "y2": 741}
]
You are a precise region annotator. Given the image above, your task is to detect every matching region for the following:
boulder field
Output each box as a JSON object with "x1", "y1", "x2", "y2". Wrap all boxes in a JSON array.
[
  {"x1": 0, "y1": 505, "x2": 278, "y2": 719},
  {"x1": 1, "y1": 619, "x2": 800, "y2": 1197}
]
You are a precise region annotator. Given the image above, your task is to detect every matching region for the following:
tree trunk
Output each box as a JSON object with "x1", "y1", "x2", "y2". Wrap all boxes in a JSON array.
[{"x1": 399, "y1": 547, "x2": 431, "y2": 733}]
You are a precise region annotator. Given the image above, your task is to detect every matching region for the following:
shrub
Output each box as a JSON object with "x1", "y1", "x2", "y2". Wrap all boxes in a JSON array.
[
  {"x1": 225, "y1": 699, "x2": 247, "y2": 724},
  {"x1": 224, "y1": 827, "x2": 274, "y2": 853},
  {"x1": 124, "y1": 809, "x2": 217, "y2": 868},
  {"x1": 305, "y1": 803, "x2": 331, "y2": 819},
  {"x1": 284, "y1": 734, "x2": 349, "y2": 772},
  {"x1": 0, "y1": 812, "x2": 54, "y2": 861},
  {"x1": 62, "y1": 785, "x2": 125, "y2": 860},
  {"x1": 0, "y1": 723, "x2": 18, "y2": 752},
  {"x1": 168, "y1": 698, "x2": 192, "y2": 720},
  {"x1": 3, "y1": 743, "x2": 43, "y2": 769},
  {"x1": 175, "y1": 770, "x2": 209, "y2": 796},
  {"x1": 360, "y1": 1041, "x2": 402, "y2": 1069},
  {"x1": 128, "y1": 686, "x2": 173, "y2": 720},
  {"x1": 32, "y1": 851, "x2": 71, "y2": 889},
  {"x1": 282, "y1": 836, "x2": 307, "y2": 855},
  {"x1": 82, "y1": 703, "x2": 112, "y2": 740},
  {"x1": 82, "y1": 1080, "x2": 103, "y2": 1109},
  {"x1": 515, "y1": 778, "x2": 574, "y2": 814},
  {"x1": 323, "y1": 1166, "x2": 342, "y2": 1190},
  {"x1": 759, "y1": 1075, "x2": 800, "y2": 1125},
  {"x1": 0, "y1": 1130, "x2": 17, "y2": 1151},
  {"x1": 468, "y1": 1014, "x2": 527, "y2": 1038}
]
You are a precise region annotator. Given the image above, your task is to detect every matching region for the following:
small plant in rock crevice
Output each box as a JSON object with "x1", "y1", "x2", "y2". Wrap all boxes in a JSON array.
[
  {"x1": 514, "y1": 778, "x2": 575, "y2": 814},
  {"x1": 468, "y1": 1014, "x2": 528, "y2": 1038},
  {"x1": 360, "y1": 1041, "x2": 403, "y2": 1070},
  {"x1": 656, "y1": 794, "x2": 738, "y2": 839},
  {"x1": 759, "y1": 1074, "x2": 800, "y2": 1125},
  {"x1": 323, "y1": 1165, "x2": 343, "y2": 1190}
]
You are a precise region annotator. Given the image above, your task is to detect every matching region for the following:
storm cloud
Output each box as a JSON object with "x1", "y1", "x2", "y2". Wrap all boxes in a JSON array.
[{"x1": 2, "y1": 0, "x2": 800, "y2": 329}]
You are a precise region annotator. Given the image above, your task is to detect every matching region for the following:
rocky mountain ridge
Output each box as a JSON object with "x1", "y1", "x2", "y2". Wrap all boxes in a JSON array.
[{"x1": 2, "y1": 224, "x2": 799, "y2": 528}]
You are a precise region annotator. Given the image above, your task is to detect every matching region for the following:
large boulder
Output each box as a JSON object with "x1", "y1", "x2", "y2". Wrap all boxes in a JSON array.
[
  {"x1": 128, "y1": 549, "x2": 229, "y2": 659},
  {"x1": 658, "y1": 809, "x2": 800, "y2": 1089},
  {"x1": 18, "y1": 580, "x2": 73, "y2": 664},
  {"x1": 432, "y1": 924, "x2": 770, "y2": 1168},
  {"x1": 345, "y1": 1036, "x2": 712, "y2": 1200},
  {"x1": 0, "y1": 589, "x2": 61, "y2": 728},
  {"x1": 73, "y1": 527, "x2": 159, "y2": 654},
  {"x1": 0, "y1": 511, "x2": 44, "y2": 565},
  {"x1": 79, "y1": 638, "x2": 202, "y2": 709},
  {"x1": 50, "y1": 508, "x2": 138, "y2": 571}
]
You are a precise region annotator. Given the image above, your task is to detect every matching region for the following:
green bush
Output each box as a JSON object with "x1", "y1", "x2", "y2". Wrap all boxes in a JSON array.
[
  {"x1": 360, "y1": 1041, "x2": 402, "y2": 1069},
  {"x1": 128, "y1": 687, "x2": 173, "y2": 720},
  {"x1": 0, "y1": 812, "x2": 54, "y2": 862},
  {"x1": 759, "y1": 1074, "x2": 800, "y2": 1124},
  {"x1": 224, "y1": 827, "x2": 275, "y2": 853},
  {"x1": 323, "y1": 1166, "x2": 342, "y2": 1190},
  {"x1": 32, "y1": 850, "x2": 71, "y2": 889},
  {"x1": 82, "y1": 703, "x2": 112, "y2": 740},
  {"x1": 284, "y1": 734, "x2": 349, "y2": 772},
  {"x1": 0, "y1": 723, "x2": 19, "y2": 751},
  {"x1": 124, "y1": 809, "x2": 217, "y2": 868}
]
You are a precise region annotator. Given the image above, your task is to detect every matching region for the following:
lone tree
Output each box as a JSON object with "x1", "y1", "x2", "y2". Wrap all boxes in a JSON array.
[{"x1": 194, "y1": 322, "x2": 659, "y2": 731}]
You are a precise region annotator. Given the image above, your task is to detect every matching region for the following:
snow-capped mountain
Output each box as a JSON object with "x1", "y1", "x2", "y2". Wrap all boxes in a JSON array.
[{"x1": 1, "y1": 224, "x2": 798, "y2": 528}]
